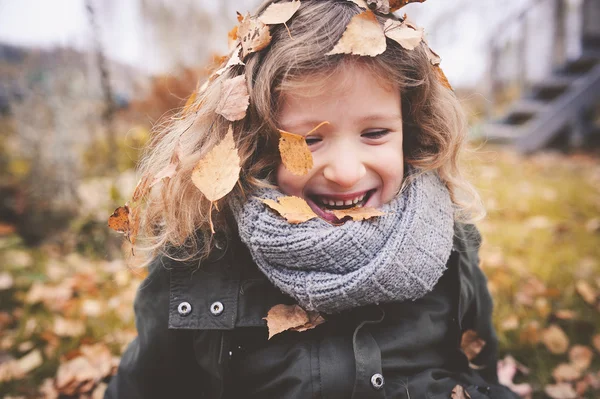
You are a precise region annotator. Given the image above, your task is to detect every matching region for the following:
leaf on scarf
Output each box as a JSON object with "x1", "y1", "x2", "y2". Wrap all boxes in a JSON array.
[
  {"x1": 216, "y1": 74, "x2": 250, "y2": 121},
  {"x1": 191, "y1": 125, "x2": 241, "y2": 202},
  {"x1": 326, "y1": 10, "x2": 386, "y2": 57},
  {"x1": 279, "y1": 131, "x2": 313, "y2": 175},
  {"x1": 261, "y1": 196, "x2": 318, "y2": 224},
  {"x1": 259, "y1": 0, "x2": 301, "y2": 25},
  {"x1": 389, "y1": 0, "x2": 427, "y2": 12},
  {"x1": 108, "y1": 205, "x2": 130, "y2": 235},
  {"x1": 150, "y1": 142, "x2": 182, "y2": 187},
  {"x1": 383, "y1": 19, "x2": 423, "y2": 50},
  {"x1": 332, "y1": 207, "x2": 384, "y2": 221},
  {"x1": 450, "y1": 385, "x2": 471, "y2": 399},
  {"x1": 215, "y1": 46, "x2": 245, "y2": 77},
  {"x1": 237, "y1": 13, "x2": 272, "y2": 58},
  {"x1": 264, "y1": 304, "x2": 324, "y2": 339},
  {"x1": 460, "y1": 330, "x2": 486, "y2": 361},
  {"x1": 541, "y1": 324, "x2": 569, "y2": 354},
  {"x1": 434, "y1": 65, "x2": 453, "y2": 91}
]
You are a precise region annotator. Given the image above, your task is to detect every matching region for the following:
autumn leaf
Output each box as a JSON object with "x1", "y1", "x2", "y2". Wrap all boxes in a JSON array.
[
  {"x1": 460, "y1": 330, "x2": 486, "y2": 361},
  {"x1": 576, "y1": 280, "x2": 597, "y2": 305},
  {"x1": 215, "y1": 46, "x2": 245, "y2": 77},
  {"x1": 183, "y1": 91, "x2": 198, "y2": 115},
  {"x1": 279, "y1": 131, "x2": 313, "y2": 176},
  {"x1": 216, "y1": 74, "x2": 250, "y2": 121},
  {"x1": 228, "y1": 25, "x2": 239, "y2": 51},
  {"x1": 332, "y1": 207, "x2": 384, "y2": 221},
  {"x1": 450, "y1": 385, "x2": 471, "y2": 399},
  {"x1": 389, "y1": 0, "x2": 426, "y2": 12},
  {"x1": 264, "y1": 304, "x2": 324, "y2": 339},
  {"x1": 259, "y1": 0, "x2": 301, "y2": 25},
  {"x1": 108, "y1": 205, "x2": 130, "y2": 235},
  {"x1": 544, "y1": 383, "x2": 577, "y2": 399},
  {"x1": 541, "y1": 324, "x2": 569, "y2": 354},
  {"x1": 191, "y1": 125, "x2": 241, "y2": 203},
  {"x1": 383, "y1": 19, "x2": 423, "y2": 50},
  {"x1": 434, "y1": 65, "x2": 453, "y2": 91},
  {"x1": 326, "y1": 10, "x2": 386, "y2": 57},
  {"x1": 497, "y1": 356, "x2": 533, "y2": 397},
  {"x1": 569, "y1": 345, "x2": 593, "y2": 371},
  {"x1": 261, "y1": 196, "x2": 318, "y2": 224},
  {"x1": 237, "y1": 13, "x2": 272, "y2": 58},
  {"x1": 592, "y1": 334, "x2": 600, "y2": 353},
  {"x1": 552, "y1": 363, "x2": 582, "y2": 382},
  {"x1": 150, "y1": 142, "x2": 182, "y2": 187}
]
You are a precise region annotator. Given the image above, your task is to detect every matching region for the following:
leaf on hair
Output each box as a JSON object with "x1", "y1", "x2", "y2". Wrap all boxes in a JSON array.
[
  {"x1": 332, "y1": 207, "x2": 384, "y2": 221},
  {"x1": 237, "y1": 13, "x2": 272, "y2": 58},
  {"x1": 279, "y1": 131, "x2": 313, "y2": 176},
  {"x1": 326, "y1": 10, "x2": 386, "y2": 57},
  {"x1": 216, "y1": 74, "x2": 250, "y2": 121},
  {"x1": 228, "y1": 25, "x2": 239, "y2": 51},
  {"x1": 389, "y1": 0, "x2": 427, "y2": 12},
  {"x1": 434, "y1": 65, "x2": 453, "y2": 91},
  {"x1": 261, "y1": 196, "x2": 318, "y2": 224},
  {"x1": 215, "y1": 46, "x2": 245, "y2": 77},
  {"x1": 150, "y1": 142, "x2": 182, "y2": 187},
  {"x1": 383, "y1": 19, "x2": 423, "y2": 50},
  {"x1": 259, "y1": 0, "x2": 301, "y2": 25}
]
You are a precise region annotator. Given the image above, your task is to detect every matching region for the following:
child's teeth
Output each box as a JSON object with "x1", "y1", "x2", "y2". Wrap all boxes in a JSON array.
[
  {"x1": 344, "y1": 200, "x2": 353, "y2": 206},
  {"x1": 336, "y1": 201, "x2": 344, "y2": 206},
  {"x1": 352, "y1": 198, "x2": 359, "y2": 204}
]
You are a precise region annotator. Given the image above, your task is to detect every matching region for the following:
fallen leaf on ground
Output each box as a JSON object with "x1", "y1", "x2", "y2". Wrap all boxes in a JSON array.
[
  {"x1": 264, "y1": 304, "x2": 311, "y2": 339},
  {"x1": 552, "y1": 363, "x2": 582, "y2": 382},
  {"x1": 0, "y1": 272, "x2": 14, "y2": 290},
  {"x1": 55, "y1": 343, "x2": 114, "y2": 396},
  {"x1": 460, "y1": 329, "x2": 486, "y2": 361},
  {"x1": 544, "y1": 383, "x2": 577, "y2": 399},
  {"x1": 237, "y1": 13, "x2": 272, "y2": 58},
  {"x1": 541, "y1": 324, "x2": 569, "y2": 354},
  {"x1": 332, "y1": 207, "x2": 384, "y2": 221},
  {"x1": 54, "y1": 318, "x2": 86, "y2": 338},
  {"x1": 383, "y1": 19, "x2": 423, "y2": 50},
  {"x1": 327, "y1": 10, "x2": 386, "y2": 57},
  {"x1": 569, "y1": 345, "x2": 593, "y2": 371},
  {"x1": 499, "y1": 314, "x2": 519, "y2": 331},
  {"x1": 575, "y1": 280, "x2": 597, "y2": 305},
  {"x1": 554, "y1": 309, "x2": 578, "y2": 320},
  {"x1": 497, "y1": 356, "x2": 533, "y2": 397},
  {"x1": 215, "y1": 74, "x2": 250, "y2": 121},
  {"x1": 450, "y1": 385, "x2": 471, "y2": 399},
  {"x1": 259, "y1": 0, "x2": 301, "y2": 24},
  {"x1": 592, "y1": 334, "x2": 600, "y2": 353},
  {"x1": 279, "y1": 131, "x2": 313, "y2": 176},
  {"x1": 390, "y1": 0, "x2": 426, "y2": 12},
  {"x1": 17, "y1": 349, "x2": 43, "y2": 374},
  {"x1": 261, "y1": 196, "x2": 318, "y2": 224},
  {"x1": 150, "y1": 143, "x2": 182, "y2": 187}
]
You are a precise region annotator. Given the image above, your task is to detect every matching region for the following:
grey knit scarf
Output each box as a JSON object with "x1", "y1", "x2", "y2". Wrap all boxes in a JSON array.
[{"x1": 234, "y1": 171, "x2": 455, "y2": 314}]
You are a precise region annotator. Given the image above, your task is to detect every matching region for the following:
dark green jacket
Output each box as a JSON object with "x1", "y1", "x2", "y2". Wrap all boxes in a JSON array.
[{"x1": 105, "y1": 224, "x2": 518, "y2": 399}]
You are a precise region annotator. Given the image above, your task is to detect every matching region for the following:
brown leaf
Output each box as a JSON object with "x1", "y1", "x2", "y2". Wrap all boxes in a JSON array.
[
  {"x1": 389, "y1": 0, "x2": 427, "y2": 12},
  {"x1": 332, "y1": 207, "x2": 384, "y2": 221},
  {"x1": 291, "y1": 311, "x2": 326, "y2": 332},
  {"x1": 383, "y1": 19, "x2": 423, "y2": 50},
  {"x1": 228, "y1": 25, "x2": 239, "y2": 51},
  {"x1": 326, "y1": 10, "x2": 386, "y2": 57},
  {"x1": 216, "y1": 74, "x2": 250, "y2": 121},
  {"x1": 191, "y1": 125, "x2": 241, "y2": 202},
  {"x1": 237, "y1": 13, "x2": 272, "y2": 58},
  {"x1": 150, "y1": 143, "x2": 182, "y2": 187},
  {"x1": 569, "y1": 345, "x2": 593, "y2": 371},
  {"x1": 554, "y1": 309, "x2": 578, "y2": 320},
  {"x1": 434, "y1": 65, "x2": 453, "y2": 90},
  {"x1": 552, "y1": 363, "x2": 582, "y2": 382},
  {"x1": 544, "y1": 383, "x2": 577, "y2": 399},
  {"x1": 264, "y1": 304, "x2": 310, "y2": 339},
  {"x1": 541, "y1": 324, "x2": 569, "y2": 354},
  {"x1": 261, "y1": 196, "x2": 318, "y2": 224},
  {"x1": 279, "y1": 131, "x2": 313, "y2": 176},
  {"x1": 259, "y1": 0, "x2": 301, "y2": 24},
  {"x1": 450, "y1": 385, "x2": 471, "y2": 399},
  {"x1": 108, "y1": 205, "x2": 130, "y2": 234},
  {"x1": 592, "y1": 334, "x2": 600, "y2": 353},
  {"x1": 53, "y1": 317, "x2": 85, "y2": 337},
  {"x1": 215, "y1": 46, "x2": 245, "y2": 77},
  {"x1": 576, "y1": 280, "x2": 597, "y2": 305},
  {"x1": 460, "y1": 330, "x2": 486, "y2": 361}
]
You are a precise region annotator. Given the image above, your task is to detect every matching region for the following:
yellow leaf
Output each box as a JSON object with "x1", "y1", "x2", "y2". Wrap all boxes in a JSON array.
[
  {"x1": 264, "y1": 304, "x2": 324, "y2": 339},
  {"x1": 216, "y1": 75, "x2": 250, "y2": 122},
  {"x1": 237, "y1": 13, "x2": 272, "y2": 58},
  {"x1": 259, "y1": 0, "x2": 301, "y2": 25},
  {"x1": 261, "y1": 196, "x2": 318, "y2": 224},
  {"x1": 460, "y1": 329, "x2": 486, "y2": 361},
  {"x1": 541, "y1": 324, "x2": 569, "y2": 354},
  {"x1": 191, "y1": 125, "x2": 241, "y2": 202},
  {"x1": 383, "y1": 19, "x2": 423, "y2": 50},
  {"x1": 279, "y1": 131, "x2": 313, "y2": 176},
  {"x1": 326, "y1": 10, "x2": 386, "y2": 57},
  {"x1": 332, "y1": 206, "x2": 384, "y2": 221}
]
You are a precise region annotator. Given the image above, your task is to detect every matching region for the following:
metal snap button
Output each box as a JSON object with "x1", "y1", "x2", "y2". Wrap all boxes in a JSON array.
[
  {"x1": 177, "y1": 301, "x2": 192, "y2": 316},
  {"x1": 370, "y1": 373, "x2": 384, "y2": 390},
  {"x1": 210, "y1": 301, "x2": 224, "y2": 316}
]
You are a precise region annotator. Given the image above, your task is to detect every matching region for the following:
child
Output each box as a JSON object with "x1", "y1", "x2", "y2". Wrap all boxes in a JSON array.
[{"x1": 106, "y1": 1, "x2": 519, "y2": 398}]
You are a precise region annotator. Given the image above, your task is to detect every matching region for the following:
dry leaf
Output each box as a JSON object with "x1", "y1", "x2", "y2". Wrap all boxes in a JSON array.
[
  {"x1": 131, "y1": 174, "x2": 151, "y2": 203},
  {"x1": 544, "y1": 383, "x2": 577, "y2": 399},
  {"x1": 228, "y1": 25, "x2": 239, "y2": 51},
  {"x1": 264, "y1": 304, "x2": 309, "y2": 339},
  {"x1": 191, "y1": 125, "x2": 241, "y2": 202},
  {"x1": 215, "y1": 46, "x2": 245, "y2": 77},
  {"x1": 261, "y1": 196, "x2": 318, "y2": 224},
  {"x1": 326, "y1": 10, "x2": 386, "y2": 57},
  {"x1": 279, "y1": 131, "x2": 313, "y2": 176},
  {"x1": 434, "y1": 65, "x2": 453, "y2": 90},
  {"x1": 108, "y1": 205, "x2": 130, "y2": 234},
  {"x1": 216, "y1": 74, "x2": 250, "y2": 121},
  {"x1": 592, "y1": 334, "x2": 600, "y2": 353},
  {"x1": 497, "y1": 356, "x2": 533, "y2": 397},
  {"x1": 332, "y1": 207, "x2": 384, "y2": 221},
  {"x1": 390, "y1": 0, "x2": 427, "y2": 12},
  {"x1": 554, "y1": 309, "x2": 578, "y2": 320},
  {"x1": 0, "y1": 272, "x2": 14, "y2": 290},
  {"x1": 291, "y1": 311, "x2": 326, "y2": 332},
  {"x1": 576, "y1": 280, "x2": 597, "y2": 305},
  {"x1": 54, "y1": 318, "x2": 85, "y2": 337},
  {"x1": 259, "y1": 0, "x2": 301, "y2": 24},
  {"x1": 460, "y1": 330, "x2": 486, "y2": 361},
  {"x1": 422, "y1": 36, "x2": 441, "y2": 65},
  {"x1": 237, "y1": 13, "x2": 272, "y2": 58},
  {"x1": 16, "y1": 349, "x2": 42, "y2": 374},
  {"x1": 552, "y1": 363, "x2": 582, "y2": 382},
  {"x1": 150, "y1": 143, "x2": 182, "y2": 187},
  {"x1": 499, "y1": 314, "x2": 519, "y2": 331},
  {"x1": 383, "y1": 19, "x2": 423, "y2": 50},
  {"x1": 450, "y1": 385, "x2": 471, "y2": 399},
  {"x1": 569, "y1": 345, "x2": 593, "y2": 371},
  {"x1": 541, "y1": 324, "x2": 569, "y2": 354}
]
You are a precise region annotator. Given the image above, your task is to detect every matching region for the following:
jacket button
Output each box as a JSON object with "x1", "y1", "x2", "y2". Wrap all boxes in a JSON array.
[
  {"x1": 177, "y1": 301, "x2": 192, "y2": 316},
  {"x1": 210, "y1": 301, "x2": 224, "y2": 316},
  {"x1": 370, "y1": 373, "x2": 384, "y2": 390}
]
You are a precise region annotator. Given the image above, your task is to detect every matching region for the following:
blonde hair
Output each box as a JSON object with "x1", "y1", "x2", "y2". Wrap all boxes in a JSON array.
[{"x1": 135, "y1": 0, "x2": 485, "y2": 263}]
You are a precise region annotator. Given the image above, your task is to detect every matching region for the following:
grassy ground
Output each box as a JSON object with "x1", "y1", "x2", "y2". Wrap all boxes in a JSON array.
[{"x1": 0, "y1": 144, "x2": 599, "y2": 398}]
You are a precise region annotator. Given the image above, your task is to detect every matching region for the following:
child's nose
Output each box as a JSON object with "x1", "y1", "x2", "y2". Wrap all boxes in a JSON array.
[{"x1": 323, "y1": 153, "x2": 367, "y2": 188}]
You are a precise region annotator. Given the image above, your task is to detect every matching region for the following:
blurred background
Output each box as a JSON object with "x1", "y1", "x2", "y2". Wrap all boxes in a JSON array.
[{"x1": 0, "y1": 0, "x2": 598, "y2": 397}]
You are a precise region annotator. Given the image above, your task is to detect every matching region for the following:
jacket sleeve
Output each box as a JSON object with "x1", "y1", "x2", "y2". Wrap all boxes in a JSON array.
[{"x1": 105, "y1": 256, "x2": 206, "y2": 399}]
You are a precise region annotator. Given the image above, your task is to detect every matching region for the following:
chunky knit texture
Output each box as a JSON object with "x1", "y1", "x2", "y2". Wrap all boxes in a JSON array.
[{"x1": 234, "y1": 171, "x2": 455, "y2": 314}]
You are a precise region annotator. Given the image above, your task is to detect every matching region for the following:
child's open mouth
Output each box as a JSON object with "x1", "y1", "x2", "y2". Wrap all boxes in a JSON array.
[{"x1": 307, "y1": 189, "x2": 376, "y2": 223}]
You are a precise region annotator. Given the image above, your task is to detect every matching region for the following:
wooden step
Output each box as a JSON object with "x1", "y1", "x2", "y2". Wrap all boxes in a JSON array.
[
  {"x1": 482, "y1": 123, "x2": 524, "y2": 143},
  {"x1": 530, "y1": 75, "x2": 576, "y2": 101},
  {"x1": 504, "y1": 100, "x2": 549, "y2": 125}
]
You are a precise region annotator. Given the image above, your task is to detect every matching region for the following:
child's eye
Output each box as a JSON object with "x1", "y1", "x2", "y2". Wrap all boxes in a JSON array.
[
  {"x1": 362, "y1": 130, "x2": 390, "y2": 139},
  {"x1": 305, "y1": 136, "x2": 322, "y2": 146}
]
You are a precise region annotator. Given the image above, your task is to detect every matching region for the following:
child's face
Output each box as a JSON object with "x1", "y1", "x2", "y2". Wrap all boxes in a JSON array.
[{"x1": 276, "y1": 64, "x2": 404, "y2": 223}]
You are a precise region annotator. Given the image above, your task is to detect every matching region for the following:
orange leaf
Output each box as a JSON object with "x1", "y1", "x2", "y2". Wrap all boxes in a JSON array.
[
  {"x1": 332, "y1": 206, "x2": 384, "y2": 221},
  {"x1": 183, "y1": 91, "x2": 198, "y2": 115},
  {"x1": 383, "y1": 19, "x2": 423, "y2": 50},
  {"x1": 434, "y1": 65, "x2": 453, "y2": 91},
  {"x1": 228, "y1": 25, "x2": 239, "y2": 51},
  {"x1": 460, "y1": 330, "x2": 486, "y2": 361},
  {"x1": 541, "y1": 324, "x2": 569, "y2": 354},
  {"x1": 191, "y1": 125, "x2": 241, "y2": 202},
  {"x1": 237, "y1": 13, "x2": 272, "y2": 58},
  {"x1": 216, "y1": 74, "x2": 250, "y2": 122},
  {"x1": 108, "y1": 205, "x2": 130, "y2": 234},
  {"x1": 326, "y1": 10, "x2": 386, "y2": 57},
  {"x1": 215, "y1": 46, "x2": 245, "y2": 77},
  {"x1": 390, "y1": 0, "x2": 427, "y2": 12},
  {"x1": 264, "y1": 304, "x2": 310, "y2": 339},
  {"x1": 259, "y1": 0, "x2": 301, "y2": 25},
  {"x1": 291, "y1": 311, "x2": 326, "y2": 333},
  {"x1": 450, "y1": 385, "x2": 471, "y2": 399},
  {"x1": 569, "y1": 345, "x2": 593, "y2": 372},
  {"x1": 279, "y1": 131, "x2": 313, "y2": 176},
  {"x1": 261, "y1": 196, "x2": 318, "y2": 224}
]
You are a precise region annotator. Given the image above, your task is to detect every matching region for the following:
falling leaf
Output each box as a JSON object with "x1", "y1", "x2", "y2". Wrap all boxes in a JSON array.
[
  {"x1": 264, "y1": 304, "x2": 309, "y2": 339},
  {"x1": 389, "y1": 0, "x2": 427, "y2": 12},
  {"x1": 279, "y1": 131, "x2": 313, "y2": 176},
  {"x1": 576, "y1": 280, "x2": 597, "y2": 305},
  {"x1": 569, "y1": 345, "x2": 593, "y2": 371},
  {"x1": 552, "y1": 363, "x2": 582, "y2": 382},
  {"x1": 326, "y1": 10, "x2": 386, "y2": 57},
  {"x1": 434, "y1": 65, "x2": 453, "y2": 90},
  {"x1": 215, "y1": 46, "x2": 245, "y2": 77},
  {"x1": 291, "y1": 311, "x2": 326, "y2": 332},
  {"x1": 107, "y1": 205, "x2": 130, "y2": 235},
  {"x1": 383, "y1": 19, "x2": 423, "y2": 50},
  {"x1": 191, "y1": 125, "x2": 241, "y2": 202},
  {"x1": 544, "y1": 383, "x2": 577, "y2": 399},
  {"x1": 237, "y1": 13, "x2": 272, "y2": 58},
  {"x1": 460, "y1": 330, "x2": 486, "y2": 361},
  {"x1": 261, "y1": 196, "x2": 318, "y2": 224},
  {"x1": 259, "y1": 0, "x2": 301, "y2": 24},
  {"x1": 332, "y1": 207, "x2": 384, "y2": 221},
  {"x1": 541, "y1": 324, "x2": 569, "y2": 354},
  {"x1": 216, "y1": 74, "x2": 250, "y2": 121},
  {"x1": 150, "y1": 144, "x2": 182, "y2": 187},
  {"x1": 450, "y1": 385, "x2": 471, "y2": 399}
]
